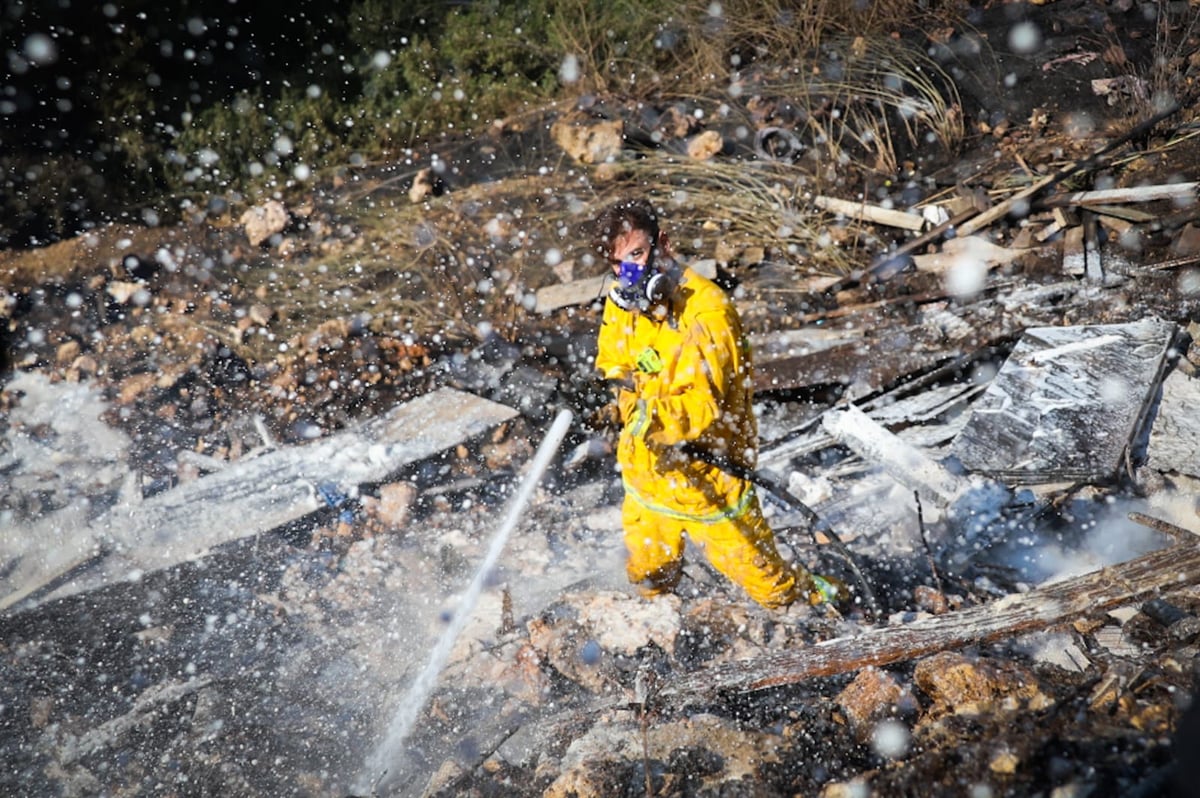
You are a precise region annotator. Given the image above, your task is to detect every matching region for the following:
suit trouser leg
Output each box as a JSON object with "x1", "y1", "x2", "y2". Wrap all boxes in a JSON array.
[
  {"x1": 686, "y1": 504, "x2": 804, "y2": 609},
  {"x1": 622, "y1": 498, "x2": 684, "y2": 596}
]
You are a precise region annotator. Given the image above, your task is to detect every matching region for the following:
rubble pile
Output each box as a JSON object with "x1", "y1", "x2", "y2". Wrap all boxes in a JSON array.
[{"x1": 4, "y1": 1, "x2": 1200, "y2": 795}]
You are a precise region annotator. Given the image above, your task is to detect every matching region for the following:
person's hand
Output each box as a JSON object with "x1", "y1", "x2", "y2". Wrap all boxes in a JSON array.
[{"x1": 606, "y1": 375, "x2": 635, "y2": 394}]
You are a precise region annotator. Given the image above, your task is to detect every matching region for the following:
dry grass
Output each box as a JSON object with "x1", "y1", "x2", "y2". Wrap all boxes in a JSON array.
[
  {"x1": 255, "y1": 175, "x2": 605, "y2": 350},
  {"x1": 1144, "y1": 1, "x2": 1200, "y2": 114},
  {"x1": 670, "y1": 0, "x2": 965, "y2": 91},
  {"x1": 762, "y1": 34, "x2": 964, "y2": 175},
  {"x1": 618, "y1": 154, "x2": 861, "y2": 276},
  {"x1": 587, "y1": 33, "x2": 966, "y2": 278}
]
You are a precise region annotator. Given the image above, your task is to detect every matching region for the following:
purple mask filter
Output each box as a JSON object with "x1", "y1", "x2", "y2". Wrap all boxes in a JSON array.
[{"x1": 617, "y1": 260, "x2": 647, "y2": 289}]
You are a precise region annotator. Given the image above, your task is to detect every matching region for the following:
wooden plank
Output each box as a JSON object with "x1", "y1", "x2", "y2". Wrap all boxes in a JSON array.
[
  {"x1": 1044, "y1": 182, "x2": 1198, "y2": 206},
  {"x1": 822, "y1": 405, "x2": 976, "y2": 507},
  {"x1": 1082, "y1": 209, "x2": 1106, "y2": 284},
  {"x1": 1082, "y1": 204, "x2": 1156, "y2": 224},
  {"x1": 754, "y1": 335, "x2": 932, "y2": 396},
  {"x1": 956, "y1": 171, "x2": 1061, "y2": 238},
  {"x1": 60, "y1": 676, "x2": 213, "y2": 765},
  {"x1": 748, "y1": 327, "x2": 865, "y2": 361},
  {"x1": 1061, "y1": 225, "x2": 1087, "y2": 276},
  {"x1": 1, "y1": 387, "x2": 519, "y2": 613},
  {"x1": 812, "y1": 196, "x2": 926, "y2": 231},
  {"x1": 534, "y1": 275, "x2": 609, "y2": 313},
  {"x1": 760, "y1": 400, "x2": 973, "y2": 476},
  {"x1": 658, "y1": 539, "x2": 1200, "y2": 702},
  {"x1": 949, "y1": 318, "x2": 1178, "y2": 483},
  {"x1": 910, "y1": 235, "x2": 1029, "y2": 275}
]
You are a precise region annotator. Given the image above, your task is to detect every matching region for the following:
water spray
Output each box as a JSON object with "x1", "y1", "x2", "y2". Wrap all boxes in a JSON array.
[{"x1": 355, "y1": 408, "x2": 574, "y2": 795}]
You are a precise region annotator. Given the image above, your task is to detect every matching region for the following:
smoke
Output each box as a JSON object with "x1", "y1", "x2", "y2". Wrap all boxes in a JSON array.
[{"x1": 994, "y1": 495, "x2": 1173, "y2": 585}]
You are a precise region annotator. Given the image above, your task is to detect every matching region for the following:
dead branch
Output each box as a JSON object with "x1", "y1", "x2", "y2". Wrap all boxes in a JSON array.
[
  {"x1": 658, "y1": 539, "x2": 1200, "y2": 703},
  {"x1": 1128, "y1": 511, "x2": 1198, "y2": 546}
]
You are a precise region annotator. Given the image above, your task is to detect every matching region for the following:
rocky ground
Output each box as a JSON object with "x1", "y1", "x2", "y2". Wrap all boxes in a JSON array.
[{"x1": 4, "y1": 1, "x2": 1200, "y2": 796}]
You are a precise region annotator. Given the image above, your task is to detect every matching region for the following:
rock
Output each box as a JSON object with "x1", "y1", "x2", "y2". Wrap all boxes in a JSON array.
[
  {"x1": 106, "y1": 279, "x2": 145, "y2": 304},
  {"x1": 275, "y1": 236, "x2": 301, "y2": 259},
  {"x1": 913, "y1": 584, "x2": 950, "y2": 614},
  {"x1": 541, "y1": 722, "x2": 643, "y2": 798},
  {"x1": 835, "y1": 667, "x2": 916, "y2": 741},
  {"x1": 368, "y1": 481, "x2": 418, "y2": 530},
  {"x1": 423, "y1": 759, "x2": 468, "y2": 797},
  {"x1": 116, "y1": 372, "x2": 159, "y2": 405},
  {"x1": 409, "y1": 167, "x2": 445, "y2": 203},
  {"x1": 239, "y1": 200, "x2": 289, "y2": 246},
  {"x1": 655, "y1": 105, "x2": 696, "y2": 138},
  {"x1": 913, "y1": 651, "x2": 1053, "y2": 717},
  {"x1": 820, "y1": 779, "x2": 872, "y2": 798},
  {"x1": 55, "y1": 340, "x2": 81, "y2": 366},
  {"x1": 713, "y1": 238, "x2": 739, "y2": 265},
  {"x1": 247, "y1": 303, "x2": 274, "y2": 326},
  {"x1": 989, "y1": 747, "x2": 1021, "y2": 774},
  {"x1": 686, "y1": 130, "x2": 724, "y2": 160},
  {"x1": 543, "y1": 712, "x2": 776, "y2": 798},
  {"x1": 526, "y1": 590, "x2": 682, "y2": 694},
  {"x1": 550, "y1": 113, "x2": 624, "y2": 165},
  {"x1": 741, "y1": 246, "x2": 766, "y2": 266},
  {"x1": 451, "y1": 638, "x2": 555, "y2": 706},
  {"x1": 66, "y1": 354, "x2": 99, "y2": 382},
  {"x1": 551, "y1": 259, "x2": 575, "y2": 283}
]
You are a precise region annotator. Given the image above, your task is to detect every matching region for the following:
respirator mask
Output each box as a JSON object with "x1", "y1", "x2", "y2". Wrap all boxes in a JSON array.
[{"x1": 609, "y1": 251, "x2": 668, "y2": 312}]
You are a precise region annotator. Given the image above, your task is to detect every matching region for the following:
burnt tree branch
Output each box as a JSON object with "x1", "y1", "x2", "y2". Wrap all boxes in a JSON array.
[{"x1": 658, "y1": 539, "x2": 1200, "y2": 703}]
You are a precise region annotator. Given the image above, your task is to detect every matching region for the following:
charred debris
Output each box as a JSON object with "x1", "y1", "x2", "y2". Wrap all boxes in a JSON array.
[{"x1": 4, "y1": 73, "x2": 1200, "y2": 798}]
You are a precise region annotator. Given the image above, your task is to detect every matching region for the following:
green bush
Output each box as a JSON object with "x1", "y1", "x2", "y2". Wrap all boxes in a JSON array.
[{"x1": 2, "y1": 0, "x2": 971, "y2": 243}]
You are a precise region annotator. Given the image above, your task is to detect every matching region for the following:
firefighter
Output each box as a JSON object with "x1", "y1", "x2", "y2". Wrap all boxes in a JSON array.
[{"x1": 590, "y1": 198, "x2": 842, "y2": 610}]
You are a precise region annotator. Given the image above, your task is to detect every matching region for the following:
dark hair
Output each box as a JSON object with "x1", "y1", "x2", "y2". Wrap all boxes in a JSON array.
[{"x1": 590, "y1": 198, "x2": 659, "y2": 260}]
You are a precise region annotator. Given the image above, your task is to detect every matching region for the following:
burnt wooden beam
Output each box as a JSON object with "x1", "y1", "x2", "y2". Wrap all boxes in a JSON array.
[
  {"x1": 657, "y1": 539, "x2": 1200, "y2": 703},
  {"x1": 822, "y1": 404, "x2": 979, "y2": 507},
  {"x1": 1, "y1": 387, "x2": 519, "y2": 613},
  {"x1": 812, "y1": 195, "x2": 926, "y2": 231},
  {"x1": 1042, "y1": 182, "x2": 1199, "y2": 207},
  {"x1": 1128, "y1": 512, "x2": 1198, "y2": 547},
  {"x1": 755, "y1": 280, "x2": 1092, "y2": 395}
]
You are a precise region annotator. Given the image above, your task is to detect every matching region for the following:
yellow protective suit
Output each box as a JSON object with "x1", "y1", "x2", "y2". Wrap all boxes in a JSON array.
[{"x1": 596, "y1": 265, "x2": 808, "y2": 609}]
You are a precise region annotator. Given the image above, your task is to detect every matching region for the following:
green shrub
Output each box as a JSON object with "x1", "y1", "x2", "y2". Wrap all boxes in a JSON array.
[{"x1": 1, "y1": 0, "x2": 972, "y2": 243}]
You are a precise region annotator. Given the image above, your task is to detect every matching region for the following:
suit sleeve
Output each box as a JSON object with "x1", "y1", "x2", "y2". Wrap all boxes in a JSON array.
[{"x1": 595, "y1": 302, "x2": 632, "y2": 382}]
